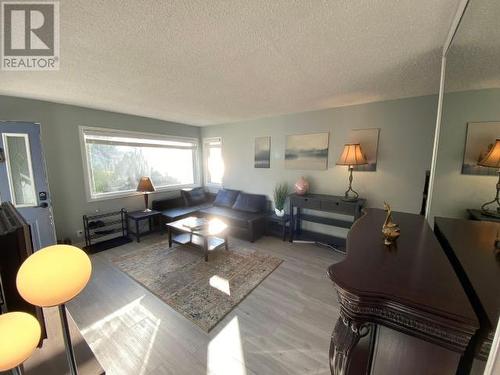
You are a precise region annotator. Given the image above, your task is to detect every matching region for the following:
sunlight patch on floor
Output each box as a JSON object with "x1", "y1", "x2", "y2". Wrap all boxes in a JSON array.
[
  {"x1": 209, "y1": 275, "x2": 231, "y2": 295},
  {"x1": 207, "y1": 316, "x2": 246, "y2": 375},
  {"x1": 81, "y1": 296, "x2": 161, "y2": 374}
]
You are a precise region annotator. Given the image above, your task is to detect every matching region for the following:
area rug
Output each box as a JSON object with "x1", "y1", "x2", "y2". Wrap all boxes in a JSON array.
[{"x1": 111, "y1": 241, "x2": 283, "y2": 332}]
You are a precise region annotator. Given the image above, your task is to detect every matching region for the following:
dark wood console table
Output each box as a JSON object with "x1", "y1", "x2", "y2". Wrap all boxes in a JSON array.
[
  {"x1": 467, "y1": 208, "x2": 500, "y2": 223},
  {"x1": 435, "y1": 217, "x2": 500, "y2": 365},
  {"x1": 289, "y1": 193, "x2": 365, "y2": 250},
  {"x1": 327, "y1": 209, "x2": 479, "y2": 374}
]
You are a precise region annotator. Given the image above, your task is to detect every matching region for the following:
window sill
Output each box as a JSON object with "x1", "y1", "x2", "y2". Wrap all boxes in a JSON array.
[{"x1": 86, "y1": 183, "x2": 200, "y2": 203}]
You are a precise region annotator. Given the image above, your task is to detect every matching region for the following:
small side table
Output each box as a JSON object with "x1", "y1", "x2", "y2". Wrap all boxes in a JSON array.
[
  {"x1": 127, "y1": 210, "x2": 161, "y2": 242},
  {"x1": 467, "y1": 208, "x2": 500, "y2": 223},
  {"x1": 266, "y1": 213, "x2": 290, "y2": 241}
]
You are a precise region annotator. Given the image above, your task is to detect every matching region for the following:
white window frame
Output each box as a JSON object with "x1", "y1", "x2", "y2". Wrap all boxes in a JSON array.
[
  {"x1": 79, "y1": 126, "x2": 201, "y2": 202},
  {"x1": 203, "y1": 137, "x2": 223, "y2": 188},
  {"x1": 2, "y1": 133, "x2": 37, "y2": 208}
]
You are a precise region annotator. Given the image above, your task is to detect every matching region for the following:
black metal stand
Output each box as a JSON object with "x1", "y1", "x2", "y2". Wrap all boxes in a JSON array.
[
  {"x1": 83, "y1": 209, "x2": 130, "y2": 253},
  {"x1": 481, "y1": 169, "x2": 500, "y2": 218},
  {"x1": 11, "y1": 365, "x2": 23, "y2": 375},
  {"x1": 58, "y1": 304, "x2": 78, "y2": 375},
  {"x1": 343, "y1": 166, "x2": 359, "y2": 202}
]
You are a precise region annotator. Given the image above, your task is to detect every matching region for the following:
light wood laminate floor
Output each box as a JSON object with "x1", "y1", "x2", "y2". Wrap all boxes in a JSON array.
[{"x1": 67, "y1": 234, "x2": 342, "y2": 375}]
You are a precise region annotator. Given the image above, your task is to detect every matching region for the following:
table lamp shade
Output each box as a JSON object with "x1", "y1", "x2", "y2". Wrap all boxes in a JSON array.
[
  {"x1": 0, "y1": 312, "x2": 41, "y2": 371},
  {"x1": 478, "y1": 139, "x2": 500, "y2": 168},
  {"x1": 137, "y1": 177, "x2": 155, "y2": 192},
  {"x1": 16, "y1": 245, "x2": 92, "y2": 307},
  {"x1": 336, "y1": 144, "x2": 368, "y2": 166}
]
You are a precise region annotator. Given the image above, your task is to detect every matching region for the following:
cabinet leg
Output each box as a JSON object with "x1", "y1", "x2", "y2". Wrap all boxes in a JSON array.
[
  {"x1": 168, "y1": 228, "x2": 172, "y2": 248},
  {"x1": 136, "y1": 220, "x2": 140, "y2": 242},
  {"x1": 204, "y1": 237, "x2": 208, "y2": 261},
  {"x1": 329, "y1": 316, "x2": 367, "y2": 375}
]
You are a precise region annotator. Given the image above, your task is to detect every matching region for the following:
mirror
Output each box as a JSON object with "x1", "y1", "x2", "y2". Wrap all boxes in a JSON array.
[{"x1": 428, "y1": 0, "x2": 500, "y2": 223}]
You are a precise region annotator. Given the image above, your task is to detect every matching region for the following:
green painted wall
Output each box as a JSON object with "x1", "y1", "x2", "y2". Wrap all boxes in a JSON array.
[
  {"x1": 0, "y1": 92, "x2": 445, "y2": 242},
  {"x1": 202, "y1": 95, "x2": 438, "y2": 235},
  {"x1": 0, "y1": 95, "x2": 200, "y2": 242},
  {"x1": 429, "y1": 88, "x2": 500, "y2": 221}
]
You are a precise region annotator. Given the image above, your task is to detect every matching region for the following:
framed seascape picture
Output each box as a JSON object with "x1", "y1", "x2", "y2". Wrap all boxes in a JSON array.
[
  {"x1": 285, "y1": 132, "x2": 329, "y2": 170},
  {"x1": 254, "y1": 136, "x2": 271, "y2": 168},
  {"x1": 347, "y1": 128, "x2": 380, "y2": 171},
  {"x1": 462, "y1": 122, "x2": 500, "y2": 176}
]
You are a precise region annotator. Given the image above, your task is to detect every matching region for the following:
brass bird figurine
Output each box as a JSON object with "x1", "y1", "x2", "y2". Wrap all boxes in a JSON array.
[{"x1": 382, "y1": 202, "x2": 400, "y2": 246}]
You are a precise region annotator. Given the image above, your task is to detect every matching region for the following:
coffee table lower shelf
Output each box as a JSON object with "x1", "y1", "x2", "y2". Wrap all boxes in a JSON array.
[
  {"x1": 171, "y1": 233, "x2": 226, "y2": 251},
  {"x1": 166, "y1": 216, "x2": 229, "y2": 262}
]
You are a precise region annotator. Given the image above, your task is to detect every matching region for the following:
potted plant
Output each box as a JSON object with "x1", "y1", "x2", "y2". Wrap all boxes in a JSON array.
[{"x1": 273, "y1": 183, "x2": 288, "y2": 217}]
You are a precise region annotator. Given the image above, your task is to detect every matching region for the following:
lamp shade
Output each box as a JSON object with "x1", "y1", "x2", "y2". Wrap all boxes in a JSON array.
[
  {"x1": 0, "y1": 312, "x2": 41, "y2": 371},
  {"x1": 137, "y1": 176, "x2": 155, "y2": 192},
  {"x1": 478, "y1": 139, "x2": 500, "y2": 168},
  {"x1": 16, "y1": 245, "x2": 92, "y2": 307},
  {"x1": 336, "y1": 144, "x2": 368, "y2": 166}
]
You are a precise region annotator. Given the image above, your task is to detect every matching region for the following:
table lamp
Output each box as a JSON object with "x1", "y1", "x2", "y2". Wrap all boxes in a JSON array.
[
  {"x1": 0, "y1": 312, "x2": 41, "y2": 375},
  {"x1": 137, "y1": 176, "x2": 155, "y2": 212},
  {"x1": 16, "y1": 245, "x2": 92, "y2": 375},
  {"x1": 478, "y1": 139, "x2": 500, "y2": 217},
  {"x1": 336, "y1": 143, "x2": 368, "y2": 201}
]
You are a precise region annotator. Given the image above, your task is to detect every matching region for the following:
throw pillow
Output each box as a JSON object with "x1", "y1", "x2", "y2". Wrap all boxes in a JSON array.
[{"x1": 213, "y1": 189, "x2": 240, "y2": 208}]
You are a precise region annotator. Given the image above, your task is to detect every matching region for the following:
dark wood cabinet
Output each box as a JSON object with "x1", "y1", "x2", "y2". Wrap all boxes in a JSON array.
[
  {"x1": 328, "y1": 209, "x2": 479, "y2": 374},
  {"x1": 0, "y1": 202, "x2": 46, "y2": 341},
  {"x1": 435, "y1": 217, "x2": 500, "y2": 366}
]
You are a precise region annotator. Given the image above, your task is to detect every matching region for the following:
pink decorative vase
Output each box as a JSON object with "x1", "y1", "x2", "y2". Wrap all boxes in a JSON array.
[{"x1": 294, "y1": 177, "x2": 309, "y2": 195}]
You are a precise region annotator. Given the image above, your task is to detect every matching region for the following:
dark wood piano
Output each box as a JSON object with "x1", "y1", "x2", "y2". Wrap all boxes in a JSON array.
[
  {"x1": 0, "y1": 202, "x2": 46, "y2": 338},
  {"x1": 328, "y1": 209, "x2": 480, "y2": 374},
  {"x1": 435, "y1": 217, "x2": 500, "y2": 367}
]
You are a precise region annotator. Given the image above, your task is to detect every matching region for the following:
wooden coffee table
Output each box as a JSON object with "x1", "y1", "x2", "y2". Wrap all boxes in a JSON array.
[{"x1": 166, "y1": 216, "x2": 229, "y2": 261}]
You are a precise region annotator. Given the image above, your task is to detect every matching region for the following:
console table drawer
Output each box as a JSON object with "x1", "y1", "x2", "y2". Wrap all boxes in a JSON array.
[
  {"x1": 321, "y1": 199, "x2": 356, "y2": 215},
  {"x1": 291, "y1": 196, "x2": 321, "y2": 209}
]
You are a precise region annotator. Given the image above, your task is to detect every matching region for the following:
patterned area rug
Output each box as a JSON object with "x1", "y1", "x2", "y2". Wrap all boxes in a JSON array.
[{"x1": 111, "y1": 240, "x2": 283, "y2": 332}]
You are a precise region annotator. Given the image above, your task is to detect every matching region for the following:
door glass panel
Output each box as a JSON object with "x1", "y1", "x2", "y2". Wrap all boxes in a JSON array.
[{"x1": 4, "y1": 134, "x2": 37, "y2": 207}]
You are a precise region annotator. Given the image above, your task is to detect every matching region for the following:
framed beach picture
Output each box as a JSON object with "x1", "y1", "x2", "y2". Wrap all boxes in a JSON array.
[
  {"x1": 254, "y1": 136, "x2": 271, "y2": 168},
  {"x1": 347, "y1": 128, "x2": 380, "y2": 171},
  {"x1": 285, "y1": 132, "x2": 329, "y2": 170},
  {"x1": 462, "y1": 122, "x2": 500, "y2": 176}
]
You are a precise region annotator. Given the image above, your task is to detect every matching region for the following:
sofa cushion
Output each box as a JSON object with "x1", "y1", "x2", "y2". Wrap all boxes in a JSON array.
[
  {"x1": 161, "y1": 203, "x2": 212, "y2": 220},
  {"x1": 199, "y1": 206, "x2": 265, "y2": 228},
  {"x1": 181, "y1": 187, "x2": 207, "y2": 206},
  {"x1": 213, "y1": 189, "x2": 240, "y2": 208},
  {"x1": 232, "y1": 192, "x2": 266, "y2": 213}
]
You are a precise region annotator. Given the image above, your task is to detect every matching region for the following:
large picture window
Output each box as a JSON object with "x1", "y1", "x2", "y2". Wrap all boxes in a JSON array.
[{"x1": 80, "y1": 127, "x2": 200, "y2": 200}]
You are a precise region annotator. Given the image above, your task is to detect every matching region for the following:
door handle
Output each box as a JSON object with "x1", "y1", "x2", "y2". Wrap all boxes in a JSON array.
[{"x1": 39, "y1": 202, "x2": 49, "y2": 208}]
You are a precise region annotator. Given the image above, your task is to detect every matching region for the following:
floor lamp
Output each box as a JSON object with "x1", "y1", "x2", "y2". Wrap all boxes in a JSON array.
[
  {"x1": 16, "y1": 245, "x2": 92, "y2": 375},
  {"x1": 0, "y1": 311, "x2": 41, "y2": 375}
]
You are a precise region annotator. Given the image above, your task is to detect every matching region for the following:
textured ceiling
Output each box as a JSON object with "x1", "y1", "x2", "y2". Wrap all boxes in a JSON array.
[
  {"x1": 446, "y1": 0, "x2": 500, "y2": 92},
  {"x1": 0, "y1": 0, "x2": 460, "y2": 126}
]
